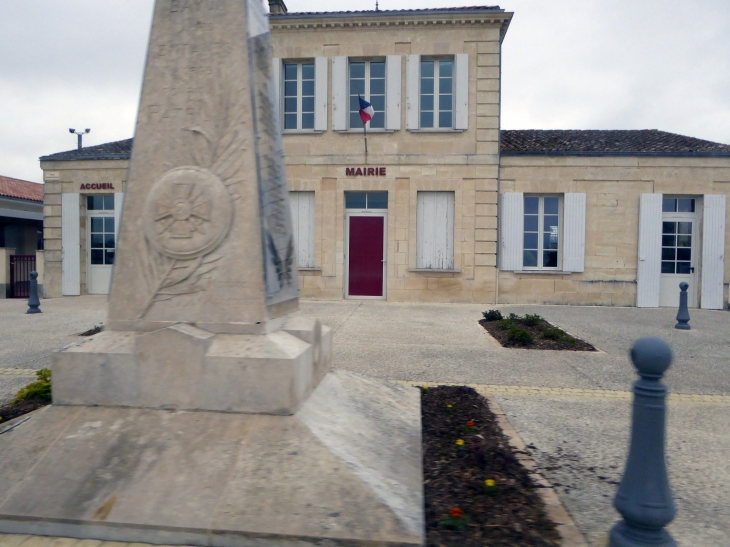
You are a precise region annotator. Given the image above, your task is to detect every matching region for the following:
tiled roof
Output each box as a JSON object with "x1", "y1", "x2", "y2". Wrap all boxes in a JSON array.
[
  {"x1": 270, "y1": 6, "x2": 503, "y2": 17},
  {"x1": 500, "y1": 130, "x2": 730, "y2": 156},
  {"x1": 39, "y1": 138, "x2": 134, "y2": 162},
  {"x1": 0, "y1": 175, "x2": 44, "y2": 202}
]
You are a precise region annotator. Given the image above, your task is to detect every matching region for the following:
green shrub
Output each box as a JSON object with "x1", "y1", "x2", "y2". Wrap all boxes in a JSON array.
[
  {"x1": 482, "y1": 309, "x2": 503, "y2": 321},
  {"x1": 507, "y1": 326, "x2": 534, "y2": 346},
  {"x1": 508, "y1": 313, "x2": 520, "y2": 321},
  {"x1": 497, "y1": 318, "x2": 513, "y2": 330},
  {"x1": 541, "y1": 327, "x2": 564, "y2": 341},
  {"x1": 522, "y1": 314, "x2": 543, "y2": 327},
  {"x1": 14, "y1": 369, "x2": 52, "y2": 403}
]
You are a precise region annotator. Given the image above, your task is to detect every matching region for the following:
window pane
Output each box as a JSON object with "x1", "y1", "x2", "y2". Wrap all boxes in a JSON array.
[
  {"x1": 678, "y1": 222, "x2": 692, "y2": 234},
  {"x1": 104, "y1": 233, "x2": 115, "y2": 248},
  {"x1": 662, "y1": 248, "x2": 676, "y2": 261},
  {"x1": 350, "y1": 62, "x2": 365, "y2": 78},
  {"x1": 90, "y1": 196, "x2": 104, "y2": 210},
  {"x1": 662, "y1": 222, "x2": 676, "y2": 234},
  {"x1": 350, "y1": 79, "x2": 365, "y2": 95},
  {"x1": 350, "y1": 95, "x2": 361, "y2": 111},
  {"x1": 421, "y1": 78, "x2": 434, "y2": 94},
  {"x1": 420, "y1": 95, "x2": 434, "y2": 111},
  {"x1": 662, "y1": 235, "x2": 676, "y2": 247},
  {"x1": 301, "y1": 63, "x2": 314, "y2": 79},
  {"x1": 284, "y1": 97, "x2": 297, "y2": 112},
  {"x1": 345, "y1": 192, "x2": 367, "y2": 209},
  {"x1": 367, "y1": 192, "x2": 388, "y2": 209},
  {"x1": 543, "y1": 251, "x2": 558, "y2": 268},
  {"x1": 302, "y1": 113, "x2": 314, "y2": 129},
  {"x1": 284, "y1": 64, "x2": 297, "y2": 79},
  {"x1": 543, "y1": 232, "x2": 558, "y2": 250},
  {"x1": 439, "y1": 60, "x2": 453, "y2": 77},
  {"x1": 523, "y1": 232, "x2": 538, "y2": 249},
  {"x1": 105, "y1": 250, "x2": 115, "y2": 265},
  {"x1": 369, "y1": 62, "x2": 385, "y2": 78},
  {"x1": 284, "y1": 81, "x2": 297, "y2": 96},
  {"x1": 677, "y1": 262, "x2": 691, "y2": 274},
  {"x1": 439, "y1": 77, "x2": 452, "y2": 94},
  {"x1": 302, "y1": 80, "x2": 314, "y2": 96},
  {"x1": 677, "y1": 198, "x2": 695, "y2": 212},
  {"x1": 350, "y1": 112, "x2": 363, "y2": 128},
  {"x1": 524, "y1": 215, "x2": 538, "y2": 232},
  {"x1": 677, "y1": 248, "x2": 691, "y2": 261},
  {"x1": 370, "y1": 79, "x2": 385, "y2": 95},
  {"x1": 302, "y1": 97, "x2": 314, "y2": 112},
  {"x1": 439, "y1": 94, "x2": 452, "y2": 111},
  {"x1": 91, "y1": 217, "x2": 103, "y2": 232},
  {"x1": 438, "y1": 112, "x2": 452, "y2": 128},
  {"x1": 544, "y1": 214, "x2": 559, "y2": 232},
  {"x1": 524, "y1": 196, "x2": 539, "y2": 214},
  {"x1": 523, "y1": 250, "x2": 537, "y2": 267},
  {"x1": 420, "y1": 61, "x2": 434, "y2": 77},
  {"x1": 677, "y1": 235, "x2": 691, "y2": 247},
  {"x1": 661, "y1": 261, "x2": 675, "y2": 273},
  {"x1": 103, "y1": 195, "x2": 114, "y2": 210},
  {"x1": 662, "y1": 198, "x2": 676, "y2": 212},
  {"x1": 544, "y1": 197, "x2": 559, "y2": 215},
  {"x1": 90, "y1": 234, "x2": 103, "y2": 248},
  {"x1": 370, "y1": 95, "x2": 385, "y2": 112},
  {"x1": 370, "y1": 114, "x2": 384, "y2": 129},
  {"x1": 420, "y1": 112, "x2": 433, "y2": 128},
  {"x1": 104, "y1": 217, "x2": 114, "y2": 232},
  {"x1": 87, "y1": 196, "x2": 94, "y2": 210},
  {"x1": 284, "y1": 114, "x2": 297, "y2": 129},
  {"x1": 91, "y1": 249, "x2": 104, "y2": 265}
]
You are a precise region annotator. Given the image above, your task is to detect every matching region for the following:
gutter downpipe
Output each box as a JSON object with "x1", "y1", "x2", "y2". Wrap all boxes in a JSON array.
[{"x1": 494, "y1": 25, "x2": 504, "y2": 306}]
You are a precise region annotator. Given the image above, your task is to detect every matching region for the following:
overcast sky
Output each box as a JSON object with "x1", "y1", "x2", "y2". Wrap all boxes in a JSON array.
[{"x1": 1, "y1": 0, "x2": 729, "y2": 183}]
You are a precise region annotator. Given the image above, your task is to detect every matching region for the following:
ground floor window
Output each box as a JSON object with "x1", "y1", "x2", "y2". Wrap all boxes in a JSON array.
[
  {"x1": 523, "y1": 195, "x2": 561, "y2": 269},
  {"x1": 416, "y1": 191, "x2": 454, "y2": 269},
  {"x1": 345, "y1": 191, "x2": 388, "y2": 210}
]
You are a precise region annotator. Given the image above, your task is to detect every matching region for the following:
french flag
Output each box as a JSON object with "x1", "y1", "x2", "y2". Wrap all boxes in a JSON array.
[{"x1": 358, "y1": 96, "x2": 375, "y2": 125}]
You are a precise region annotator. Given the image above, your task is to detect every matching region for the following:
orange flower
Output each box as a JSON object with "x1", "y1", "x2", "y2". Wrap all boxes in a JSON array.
[
  {"x1": 466, "y1": 420, "x2": 475, "y2": 427},
  {"x1": 450, "y1": 507, "x2": 464, "y2": 518}
]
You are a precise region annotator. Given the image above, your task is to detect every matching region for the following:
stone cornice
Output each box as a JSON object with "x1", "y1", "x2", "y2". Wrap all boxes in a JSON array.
[{"x1": 270, "y1": 14, "x2": 512, "y2": 34}]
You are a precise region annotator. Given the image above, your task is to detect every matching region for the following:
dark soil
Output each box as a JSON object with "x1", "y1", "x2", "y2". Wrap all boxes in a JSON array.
[
  {"x1": 480, "y1": 319, "x2": 596, "y2": 351},
  {"x1": 0, "y1": 398, "x2": 48, "y2": 425},
  {"x1": 422, "y1": 385, "x2": 561, "y2": 546},
  {"x1": 78, "y1": 324, "x2": 104, "y2": 336}
]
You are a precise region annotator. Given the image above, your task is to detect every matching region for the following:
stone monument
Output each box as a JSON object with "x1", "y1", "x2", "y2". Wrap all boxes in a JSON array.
[{"x1": 0, "y1": 1, "x2": 424, "y2": 545}]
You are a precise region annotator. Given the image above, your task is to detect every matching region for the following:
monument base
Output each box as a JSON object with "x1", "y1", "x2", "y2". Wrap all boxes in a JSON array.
[
  {"x1": 0, "y1": 371, "x2": 424, "y2": 547},
  {"x1": 52, "y1": 315, "x2": 331, "y2": 415}
]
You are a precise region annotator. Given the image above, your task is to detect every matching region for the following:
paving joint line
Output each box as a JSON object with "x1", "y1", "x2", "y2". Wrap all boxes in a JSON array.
[{"x1": 0, "y1": 369, "x2": 37, "y2": 377}]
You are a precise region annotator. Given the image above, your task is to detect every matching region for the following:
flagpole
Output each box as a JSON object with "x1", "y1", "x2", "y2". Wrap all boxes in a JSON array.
[{"x1": 364, "y1": 123, "x2": 368, "y2": 156}]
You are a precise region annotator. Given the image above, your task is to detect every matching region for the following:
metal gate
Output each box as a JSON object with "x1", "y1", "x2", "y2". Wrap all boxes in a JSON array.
[{"x1": 9, "y1": 255, "x2": 36, "y2": 298}]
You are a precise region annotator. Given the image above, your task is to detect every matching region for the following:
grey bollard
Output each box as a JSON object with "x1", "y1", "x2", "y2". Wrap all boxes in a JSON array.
[
  {"x1": 675, "y1": 282, "x2": 690, "y2": 330},
  {"x1": 609, "y1": 337, "x2": 675, "y2": 547},
  {"x1": 26, "y1": 271, "x2": 42, "y2": 314}
]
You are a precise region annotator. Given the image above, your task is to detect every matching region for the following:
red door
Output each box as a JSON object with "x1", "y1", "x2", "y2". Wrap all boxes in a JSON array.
[{"x1": 348, "y1": 216, "x2": 384, "y2": 297}]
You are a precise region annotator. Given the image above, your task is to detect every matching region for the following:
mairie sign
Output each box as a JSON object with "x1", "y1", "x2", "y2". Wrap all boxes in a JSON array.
[{"x1": 345, "y1": 167, "x2": 387, "y2": 176}]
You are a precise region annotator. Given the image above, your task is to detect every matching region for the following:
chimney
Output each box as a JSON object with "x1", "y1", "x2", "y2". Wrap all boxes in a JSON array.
[{"x1": 268, "y1": 0, "x2": 288, "y2": 14}]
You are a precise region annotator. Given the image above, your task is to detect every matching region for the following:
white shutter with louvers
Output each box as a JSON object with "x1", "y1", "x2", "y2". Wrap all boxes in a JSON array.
[
  {"x1": 289, "y1": 191, "x2": 315, "y2": 268},
  {"x1": 562, "y1": 193, "x2": 586, "y2": 272},
  {"x1": 417, "y1": 192, "x2": 455, "y2": 269},
  {"x1": 405, "y1": 54, "x2": 420, "y2": 130},
  {"x1": 332, "y1": 56, "x2": 347, "y2": 131},
  {"x1": 385, "y1": 55, "x2": 401, "y2": 131},
  {"x1": 701, "y1": 194, "x2": 726, "y2": 309},
  {"x1": 500, "y1": 192, "x2": 523, "y2": 271},
  {"x1": 314, "y1": 57, "x2": 328, "y2": 132},
  {"x1": 454, "y1": 53, "x2": 469, "y2": 130},
  {"x1": 636, "y1": 193, "x2": 663, "y2": 308},
  {"x1": 271, "y1": 58, "x2": 282, "y2": 131},
  {"x1": 114, "y1": 192, "x2": 124, "y2": 246},
  {"x1": 61, "y1": 192, "x2": 80, "y2": 296}
]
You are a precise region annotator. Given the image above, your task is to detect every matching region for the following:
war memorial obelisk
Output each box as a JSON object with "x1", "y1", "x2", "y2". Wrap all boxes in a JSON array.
[{"x1": 0, "y1": 1, "x2": 424, "y2": 545}]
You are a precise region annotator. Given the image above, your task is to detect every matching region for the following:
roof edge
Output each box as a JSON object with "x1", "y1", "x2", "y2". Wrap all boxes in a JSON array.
[
  {"x1": 269, "y1": 8, "x2": 507, "y2": 20},
  {"x1": 501, "y1": 150, "x2": 730, "y2": 158},
  {"x1": 39, "y1": 153, "x2": 131, "y2": 162}
]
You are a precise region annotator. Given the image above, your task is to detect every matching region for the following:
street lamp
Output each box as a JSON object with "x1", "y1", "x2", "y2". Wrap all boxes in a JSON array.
[{"x1": 69, "y1": 128, "x2": 90, "y2": 150}]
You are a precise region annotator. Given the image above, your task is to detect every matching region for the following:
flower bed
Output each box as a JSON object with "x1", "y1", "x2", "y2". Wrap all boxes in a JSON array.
[
  {"x1": 480, "y1": 310, "x2": 596, "y2": 351},
  {"x1": 422, "y1": 385, "x2": 561, "y2": 546}
]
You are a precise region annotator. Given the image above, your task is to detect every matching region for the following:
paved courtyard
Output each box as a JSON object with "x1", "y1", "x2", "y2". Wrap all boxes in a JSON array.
[{"x1": 1, "y1": 296, "x2": 729, "y2": 546}]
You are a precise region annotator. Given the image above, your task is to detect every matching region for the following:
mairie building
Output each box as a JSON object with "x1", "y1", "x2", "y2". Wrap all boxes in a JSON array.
[{"x1": 38, "y1": 2, "x2": 730, "y2": 310}]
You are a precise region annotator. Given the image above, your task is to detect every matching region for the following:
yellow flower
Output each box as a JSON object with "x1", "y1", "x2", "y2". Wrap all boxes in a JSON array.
[
  {"x1": 485, "y1": 479, "x2": 496, "y2": 487},
  {"x1": 447, "y1": 404, "x2": 453, "y2": 408},
  {"x1": 421, "y1": 386, "x2": 429, "y2": 391},
  {"x1": 455, "y1": 439, "x2": 465, "y2": 446}
]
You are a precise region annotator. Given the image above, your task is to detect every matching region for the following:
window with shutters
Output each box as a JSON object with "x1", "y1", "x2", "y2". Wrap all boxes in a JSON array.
[
  {"x1": 523, "y1": 195, "x2": 562, "y2": 269},
  {"x1": 283, "y1": 61, "x2": 315, "y2": 131},
  {"x1": 289, "y1": 191, "x2": 315, "y2": 268},
  {"x1": 417, "y1": 191, "x2": 455, "y2": 269},
  {"x1": 420, "y1": 58, "x2": 453, "y2": 129},
  {"x1": 349, "y1": 60, "x2": 386, "y2": 129}
]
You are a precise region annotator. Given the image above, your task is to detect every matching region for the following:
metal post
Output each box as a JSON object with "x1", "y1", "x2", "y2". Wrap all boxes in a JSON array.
[
  {"x1": 675, "y1": 282, "x2": 690, "y2": 330},
  {"x1": 609, "y1": 337, "x2": 676, "y2": 547},
  {"x1": 26, "y1": 271, "x2": 41, "y2": 314}
]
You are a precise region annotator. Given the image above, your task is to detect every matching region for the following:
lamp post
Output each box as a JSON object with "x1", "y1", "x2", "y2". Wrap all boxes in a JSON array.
[{"x1": 69, "y1": 128, "x2": 90, "y2": 149}]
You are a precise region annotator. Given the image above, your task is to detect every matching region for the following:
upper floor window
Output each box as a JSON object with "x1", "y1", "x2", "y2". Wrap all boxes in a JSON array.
[
  {"x1": 349, "y1": 61, "x2": 385, "y2": 129},
  {"x1": 283, "y1": 62, "x2": 315, "y2": 130},
  {"x1": 420, "y1": 59, "x2": 453, "y2": 129}
]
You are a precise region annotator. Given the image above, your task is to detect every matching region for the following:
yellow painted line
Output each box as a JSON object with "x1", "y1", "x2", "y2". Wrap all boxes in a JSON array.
[{"x1": 392, "y1": 380, "x2": 730, "y2": 405}]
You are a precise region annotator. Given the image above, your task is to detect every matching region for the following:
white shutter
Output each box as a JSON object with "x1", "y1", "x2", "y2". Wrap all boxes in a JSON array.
[
  {"x1": 271, "y1": 57, "x2": 282, "y2": 131},
  {"x1": 454, "y1": 53, "x2": 469, "y2": 130},
  {"x1": 385, "y1": 55, "x2": 401, "y2": 131},
  {"x1": 636, "y1": 193, "x2": 663, "y2": 308},
  {"x1": 701, "y1": 194, "x2": 726, "y2": 309},
  {"x1": 114, "y1": 192, "x2": 124, "y2": 246},
  {"x1": 289, "y1": 191, "x2": 315, "y2": 268},
  {"x1": 61, "y1": 193, "x2": 80, "y2": 296},
  {"x1": 562, "y1": 193, "x2": 586, "y2": 272},
  {"x1": 332, "y1": 56, "x2": 347, "y2": 131},
  {"x1": 314, "y1": 57, "x2": 328, "y2": 132},
  {"x1": 500, "y1": 192, "x2": 523, "y2": 271},
  {"x1": 417, "y1": 192, "x2": 454, "y2": 269},
  {"x1": 405, "y1": 54, "x2": 420, "y2": 130}
]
